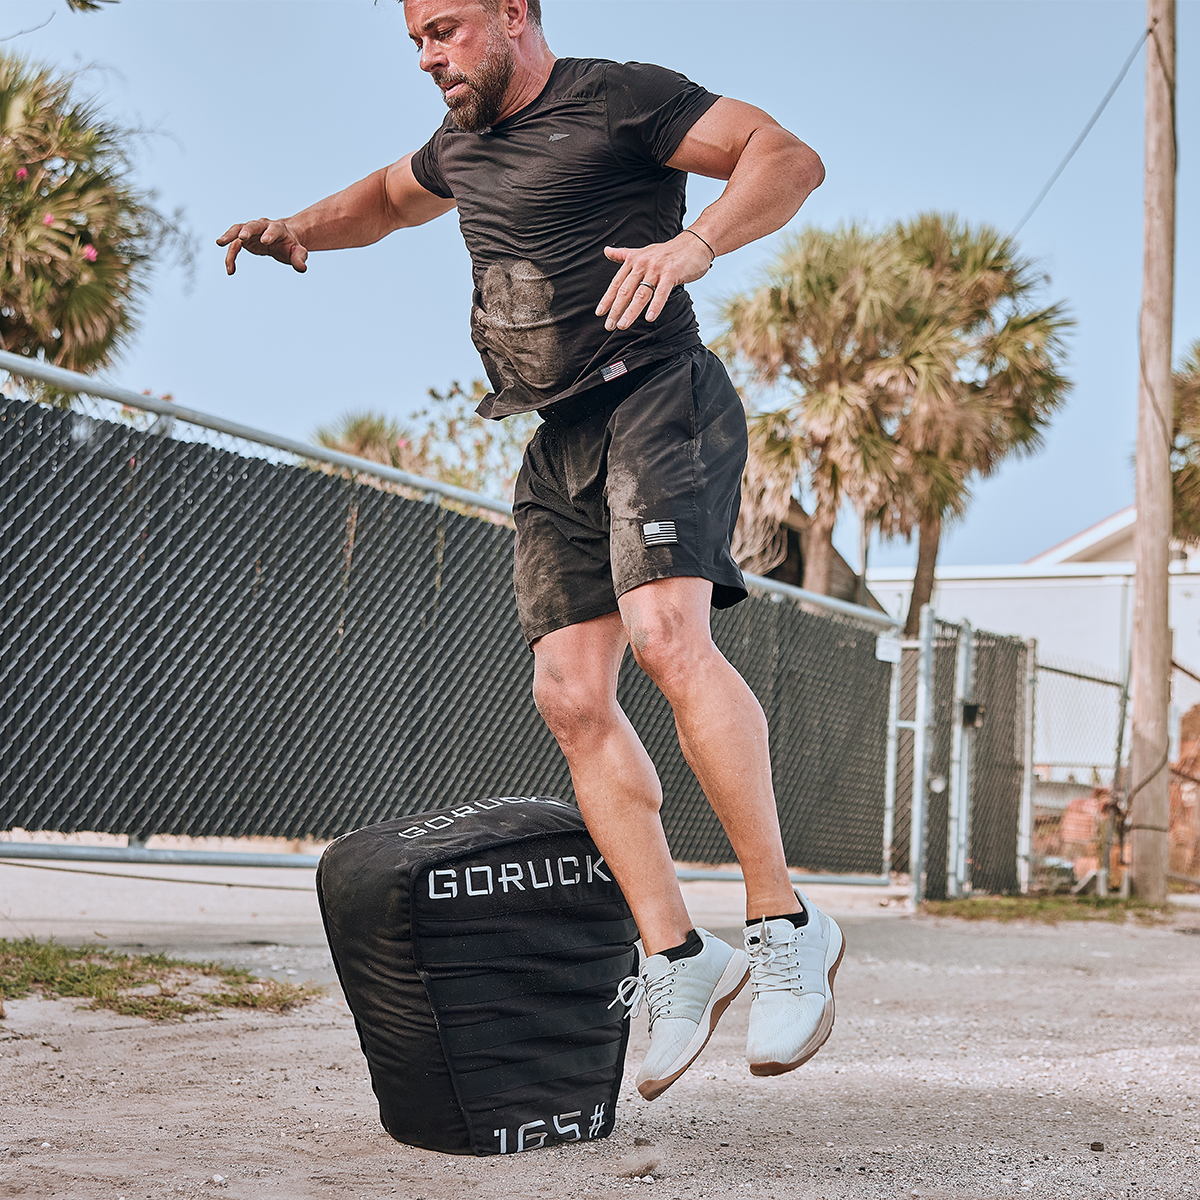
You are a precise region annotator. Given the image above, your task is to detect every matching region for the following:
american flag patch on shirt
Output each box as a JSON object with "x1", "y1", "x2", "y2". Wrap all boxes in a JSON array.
[
  {"x1": 600, "y1": 360, "x2": 628, "y2": 382},
  {"x1": 642, "y1": 521, "x2": 679, "y2": 547}
]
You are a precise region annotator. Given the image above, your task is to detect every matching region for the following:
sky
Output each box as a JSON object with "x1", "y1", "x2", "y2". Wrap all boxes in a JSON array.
[{"x1": 3, "y1": 0, "x2": 1198, "y2": 570}]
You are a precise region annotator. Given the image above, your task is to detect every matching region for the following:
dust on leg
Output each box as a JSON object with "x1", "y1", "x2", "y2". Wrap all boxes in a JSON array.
[
  {"x1": 531, "y1": 613, "x2": 692, "y2": 955},
  {"x1": 618, "y1": 575, "x2": 796, "y2": 922}
]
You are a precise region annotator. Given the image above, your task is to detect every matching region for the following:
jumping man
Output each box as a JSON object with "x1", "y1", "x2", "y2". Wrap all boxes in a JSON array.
[{"x1": 219, "y1": 0, "x2": 843, "y2": 1101}]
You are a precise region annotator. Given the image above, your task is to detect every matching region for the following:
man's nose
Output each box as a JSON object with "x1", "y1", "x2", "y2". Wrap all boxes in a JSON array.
[{"x1": 418, "y1": 40, "x2": 446, "y2": 73}]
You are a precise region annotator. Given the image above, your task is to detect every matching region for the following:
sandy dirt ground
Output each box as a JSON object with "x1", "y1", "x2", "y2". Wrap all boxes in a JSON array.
[{"x1": 2, "y1": 857, "x2": 1200, "y2": 1200}]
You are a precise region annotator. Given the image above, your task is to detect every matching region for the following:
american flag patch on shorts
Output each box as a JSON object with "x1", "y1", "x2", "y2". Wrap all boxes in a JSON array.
[
  {"x1": 600, "y1": 360, "x2": 628, "y2": 382},
  {"x1": 642, "y1": 521, "x2": 679, "y2": 547}
]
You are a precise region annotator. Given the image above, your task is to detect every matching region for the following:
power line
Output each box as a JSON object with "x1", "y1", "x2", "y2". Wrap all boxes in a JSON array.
[{"x1": 1015, "y1": 26, "x2": 1151, "y2": 234}]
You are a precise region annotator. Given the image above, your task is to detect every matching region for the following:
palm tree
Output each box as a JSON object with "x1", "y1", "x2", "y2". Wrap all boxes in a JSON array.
[
  {"x1": 314, "y1": 382, "x2": 540, "y2": 521},
  {"x1": 414, "y1": 379, "x2": 539, "y2": 503},
  {"x1": 882, "y1": 214, "x2": 1073, "y2": 633},
  {"x1": 315, "y1": 411, "x2": 426, "y2": 472},
  {"x1": 716, "y1": 225, "x2": 904, "y2": 593},
  {"x1": 1171, "y1": 339, "x2": 1200, "y2": 544},
  {"x1": 0, "y1": 52, "x2": 187, "y2": 400},
  {"x1": 717, "y1": 216, "x2": 1071, "y2": 621}
]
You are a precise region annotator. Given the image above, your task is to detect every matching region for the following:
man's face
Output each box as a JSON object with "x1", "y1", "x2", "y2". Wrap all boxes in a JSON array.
[{"x1": 405, "y1": 1, "x2": 516, "y2": 133}]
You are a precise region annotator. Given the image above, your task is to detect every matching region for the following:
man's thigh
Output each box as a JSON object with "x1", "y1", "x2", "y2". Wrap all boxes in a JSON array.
[
  {"x1": 531, "y1": 610, "x2": 629, "y2": 707},
  {"x1": 605, "y1": 348, "x2": 747, "y2": 610},
  {"x1": 512, "y1": 405, "x2": 622, "y2": 647}
]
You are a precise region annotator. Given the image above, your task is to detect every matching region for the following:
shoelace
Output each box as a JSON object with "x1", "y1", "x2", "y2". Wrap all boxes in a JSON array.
[
  {"x1": 608, "y1": 966, "x2": 678, "y2": 1029},
  {"x1": 747, "y1": 916, "x2": 804, "y2": 994},
  {"x1": 608, "y1": 973, "x2": 646, "y2": 1019}
]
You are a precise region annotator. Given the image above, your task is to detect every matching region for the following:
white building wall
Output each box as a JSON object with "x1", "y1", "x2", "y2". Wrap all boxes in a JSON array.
[{"x1": 866, "y1": 566, "x2": 1200, "y2": 677}]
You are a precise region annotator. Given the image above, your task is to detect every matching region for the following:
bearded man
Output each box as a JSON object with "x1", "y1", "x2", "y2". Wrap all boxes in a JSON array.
[{"x1": 219, "y1": 0, "x2": 841, "y2": 1101}]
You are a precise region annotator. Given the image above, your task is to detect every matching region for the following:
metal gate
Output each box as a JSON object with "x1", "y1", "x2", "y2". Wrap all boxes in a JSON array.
[{"x1": 893, "y1": 611, "x2": 1033, "y2": 902}]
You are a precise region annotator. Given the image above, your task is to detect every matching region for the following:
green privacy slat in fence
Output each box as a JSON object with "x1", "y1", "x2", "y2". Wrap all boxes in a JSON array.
[{"x1": 1, "y1": 395, "x2": 894, "y2": 872}]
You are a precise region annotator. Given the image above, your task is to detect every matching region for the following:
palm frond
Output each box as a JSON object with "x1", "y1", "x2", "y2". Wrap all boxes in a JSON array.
[
  {"x1": 0, "y1": 50, "x2": 188, "y2": 395},
  {"x1": 730, "y1": 409, "x2": 805, "y2": 574},
  {"x1": 711, "y1": 212, "x2": 1071, "y2": 591},
  {"x1": 1172, "y1": 340, "x2": 1200, "y2": 545}
]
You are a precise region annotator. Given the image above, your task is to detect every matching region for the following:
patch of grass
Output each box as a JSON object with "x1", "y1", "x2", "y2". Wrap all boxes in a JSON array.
[
  {"x1": 208, "y1": 978, "x2": 316, "y2": 1012},
  {"x1": 0, "y1": 937, "x2": 319, "y2": 1021},
  {"x1": 921, "y1": 894, "x2": 1174, "y2": 925}
]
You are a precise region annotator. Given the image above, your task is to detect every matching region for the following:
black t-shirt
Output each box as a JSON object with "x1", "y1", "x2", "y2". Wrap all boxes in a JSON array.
[{"x1": 411, "y1": 57, "x2": 720, "y2": 419}]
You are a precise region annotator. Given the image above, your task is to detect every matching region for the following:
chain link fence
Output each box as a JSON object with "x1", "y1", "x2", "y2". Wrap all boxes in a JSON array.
[
  {"x1": 890, "y1": 619, "x2": 1030, "y2": 901},
  {"x1": 1, "y1": 386, "x2": 900, "y2": 876},
  {"x1": 1169, "y1": 661, "x2": 1200, "y2": 884},
  {"x1": 1024, "y1": 653, "x2": 1200, "y2": 893},
  {"x1": 1013, "y1": 652, "x2": 1200, "y2": 895},
  {"x1": 1027, "y1": 656, "x2": 1126, "y2": 891}
]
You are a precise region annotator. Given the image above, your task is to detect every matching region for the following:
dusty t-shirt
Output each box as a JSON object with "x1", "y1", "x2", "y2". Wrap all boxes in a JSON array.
[{"x1": 411, "y1": 57, "x2": 720, "y2": 419}]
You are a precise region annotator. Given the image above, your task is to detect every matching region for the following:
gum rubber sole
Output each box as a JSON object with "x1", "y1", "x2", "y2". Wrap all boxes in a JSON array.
[
  {"x1": 637, "y1": 964, "x2": 751, "y2": 1102},
  {"x1": 747, "y1": 930, "x2": 847, "y2": 1078}
]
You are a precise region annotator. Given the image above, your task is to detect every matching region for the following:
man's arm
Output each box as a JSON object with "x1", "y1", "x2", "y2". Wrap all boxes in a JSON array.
[
  {"x1": 217, "y1": 152, "x2": 456, "y2": 275},
  {"x1": 596, "y1": 98, "x2": 823, "y2": 330}
]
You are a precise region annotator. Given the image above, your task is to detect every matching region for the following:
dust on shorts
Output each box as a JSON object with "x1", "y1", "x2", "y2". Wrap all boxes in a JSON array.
[{"x1": 512, "y1": 345, "x2": 748, "y2": 645}]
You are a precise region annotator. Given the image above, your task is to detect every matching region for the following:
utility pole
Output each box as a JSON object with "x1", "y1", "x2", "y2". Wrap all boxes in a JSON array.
[{"x1": 1129, "y1": 0, "x2": 1175, "y2": 903}]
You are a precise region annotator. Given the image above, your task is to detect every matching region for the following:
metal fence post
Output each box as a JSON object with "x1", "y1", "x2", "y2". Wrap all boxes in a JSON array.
[
  {"x1": 1017, "y1": 638, "x2": 1037, "y2": 894},
  {"x1": 947, "y1": 622, "x2": 974, "y2": 898},
  {"x1": 1099, "y1": 654, "x2": 1132, "y2": 896},
  {"x1": 909, "y1": 605, "x2": 935, "y2": 907},
  {"x1": 881, "y1": 652, "x2": 903, "y2": 878},
  {"x1": 959, "y1": 630, "x2": 976, "y2": 895}
]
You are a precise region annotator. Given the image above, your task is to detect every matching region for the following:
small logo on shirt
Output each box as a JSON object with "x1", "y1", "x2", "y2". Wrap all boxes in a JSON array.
[
  {"x1": 600, "y1": 361, "x2": 628, "y2": 382},
  {"x1": 642, "y1": 521, "x2": 679, "y2": 547},
  {"x1": 548, "y1": 133, "x2": 571, "y2": 142}
]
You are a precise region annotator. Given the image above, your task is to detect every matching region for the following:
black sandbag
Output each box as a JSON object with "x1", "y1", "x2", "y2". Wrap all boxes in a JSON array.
[{"x1": 317, "y1": 796, "x2": 637, "y2": 1156}]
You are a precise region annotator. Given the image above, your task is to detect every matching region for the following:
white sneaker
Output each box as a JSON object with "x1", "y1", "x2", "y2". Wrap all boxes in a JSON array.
[
  {"x1": 744, "y1": 889, "x2": 844, "y2": 1076},
  {"x1": 610, "y1": 928, "x2": 749, "y2": 1101}
]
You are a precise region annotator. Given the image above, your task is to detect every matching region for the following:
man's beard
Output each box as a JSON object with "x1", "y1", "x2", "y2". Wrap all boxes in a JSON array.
[{"x1": 433, "y1": 26, "x2": 515, "y2": 133}]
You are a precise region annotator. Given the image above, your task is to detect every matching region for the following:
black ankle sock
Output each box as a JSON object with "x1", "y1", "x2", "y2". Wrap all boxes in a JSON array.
[
  {"x1": 660, "y1": 928, "x2": 704, "y2": 962},
  {"x1": 744, "y1": 908, "x2": 809, "y2": 930}
]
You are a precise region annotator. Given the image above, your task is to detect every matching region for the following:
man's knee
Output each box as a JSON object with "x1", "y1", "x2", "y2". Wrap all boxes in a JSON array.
[
  {"x1": 532, "y1": 664, "x2": 617, "y2": 750},
  {"x1": 625, "y1": 609, "x2": 713, "y2": 695}
]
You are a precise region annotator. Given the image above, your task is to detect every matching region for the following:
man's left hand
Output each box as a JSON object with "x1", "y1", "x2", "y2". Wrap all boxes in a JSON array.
[{"x1": 596, "y1": 232, "x2": 713, "y2": 331}]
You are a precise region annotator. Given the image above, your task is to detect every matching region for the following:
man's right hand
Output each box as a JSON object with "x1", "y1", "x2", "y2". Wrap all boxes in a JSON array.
[{"x1": 217, "y1": 218, "x2": 309, "y2": 275}]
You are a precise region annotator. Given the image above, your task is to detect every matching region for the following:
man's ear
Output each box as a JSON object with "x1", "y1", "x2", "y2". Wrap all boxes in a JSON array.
[{"x1": 501, "y1": 0, "x2": 528, "y2": 37}]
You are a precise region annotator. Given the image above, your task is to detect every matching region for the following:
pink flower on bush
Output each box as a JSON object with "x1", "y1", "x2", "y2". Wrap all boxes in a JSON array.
[
  {"x1": 82, "y1": 244, "x2": 98, "y2": 262},
  {"x1": 43, "y1": 213, "x2": 54, "y2": 226},
  {"x1": 16, "y1": 167, "x2": 28, "y2": 181}
]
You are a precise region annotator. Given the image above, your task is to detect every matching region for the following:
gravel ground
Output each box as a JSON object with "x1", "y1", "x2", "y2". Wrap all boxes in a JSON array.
[{"x1": 2, "y1": 862, "x2": 1200, "y2": 1199}]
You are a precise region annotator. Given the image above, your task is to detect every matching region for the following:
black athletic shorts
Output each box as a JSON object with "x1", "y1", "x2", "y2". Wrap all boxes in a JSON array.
[{"x1": 512, "y1": 345, "x2": 748, "y2": 645}]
